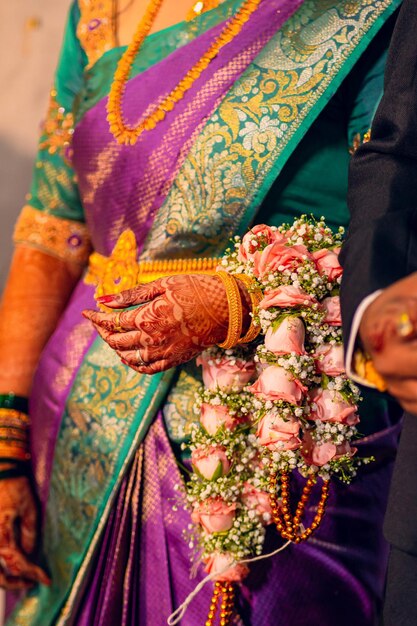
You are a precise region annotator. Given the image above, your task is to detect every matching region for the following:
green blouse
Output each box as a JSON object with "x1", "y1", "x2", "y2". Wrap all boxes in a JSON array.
[{"x1": 22, "y1": 0, "x2": 392, "y2": 237}]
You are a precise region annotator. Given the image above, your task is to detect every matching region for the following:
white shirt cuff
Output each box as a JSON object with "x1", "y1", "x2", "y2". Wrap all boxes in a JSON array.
[{"x1": 345, "y1": 290, "x2": 382, "y2": 387}]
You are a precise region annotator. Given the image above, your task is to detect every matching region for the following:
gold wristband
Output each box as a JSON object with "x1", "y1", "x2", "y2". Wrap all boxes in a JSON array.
[
  {"x1": 216, "y1": 271, "x2": 243, "y2": 349},
  {"x1": 233, "y1": 274, "x2": 263, "y2": 344}
]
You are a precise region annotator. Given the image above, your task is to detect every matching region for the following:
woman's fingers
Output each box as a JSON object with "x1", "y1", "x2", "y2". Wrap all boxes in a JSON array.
[
  {"x1": 95, "y1": 280, "x2": 166, "y2": 308},
  {"x1": 0, "y1": 570, "x2": 34, "y2": 591},
  {"x1": 116, "y1": 346, "x2": 165, "y2": 367},
  {"x1": 0, "y1": 548, "x2": 50, "y2": 586},
  {"x1": 0, "y1": 518, "x2": 13, "y2": 547},
  {"x1": 124, "y1": 358, "x2": 174, "y2": 375},
  {"x1": 82, "y1": 307, "x2": 139, "y2": 332}
]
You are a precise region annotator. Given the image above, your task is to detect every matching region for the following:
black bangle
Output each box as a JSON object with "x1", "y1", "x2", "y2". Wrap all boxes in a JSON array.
[
  {"x1": 0, "y1": 394, "x2": 29, "y2": 413},
  {"x1": 0, "y1": 458, "x2": 30, "y2": 467},
  {"x1": 0, "y1": 467, "x2": 28, "y2": 480},
  {"x1": 0, "y1": 459, "x2": 30, "y2": 480}
]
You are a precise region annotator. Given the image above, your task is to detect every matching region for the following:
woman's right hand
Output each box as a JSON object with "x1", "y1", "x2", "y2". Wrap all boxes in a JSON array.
[{"x1": 0, "y1": 476, "x2": 51, "y2": 590}]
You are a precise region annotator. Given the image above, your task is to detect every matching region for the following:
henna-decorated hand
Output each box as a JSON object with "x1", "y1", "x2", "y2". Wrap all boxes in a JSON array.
[
  {"x1": 0, "y1": 476, "x2": 50, "y2": 590},
  {"x1": 82, "y1": 274, "x2": 250, "y2": 374}
]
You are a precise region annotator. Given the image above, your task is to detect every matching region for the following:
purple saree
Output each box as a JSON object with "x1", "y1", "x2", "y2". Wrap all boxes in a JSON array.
[{"x1": 7, "y1": 0, "x2": 403, "y2": 624}]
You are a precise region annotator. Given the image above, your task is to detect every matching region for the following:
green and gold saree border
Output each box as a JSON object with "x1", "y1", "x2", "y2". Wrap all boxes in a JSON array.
[
  {"x1": 142, "y1": 0, "x2": 401, "y2": 258},
  {"x1": 7, "y1": 1, "x2": 400, "y2": 624},
  {"x1": 8, "y1": 339, "x2": 175, "y2": 626}
]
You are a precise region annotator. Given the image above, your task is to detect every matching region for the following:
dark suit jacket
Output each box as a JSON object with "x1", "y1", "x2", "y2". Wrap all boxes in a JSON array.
[{"x1": 340, "y1": 0, "x2": 417, "y2": 558}]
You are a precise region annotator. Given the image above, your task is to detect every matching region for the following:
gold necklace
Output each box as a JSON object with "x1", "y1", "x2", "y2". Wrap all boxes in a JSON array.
[{"x1": 107, "y1": 0, "x2": 263, "y2": 145}]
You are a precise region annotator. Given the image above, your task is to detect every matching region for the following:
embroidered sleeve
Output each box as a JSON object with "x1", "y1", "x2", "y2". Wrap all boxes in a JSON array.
[
  {"x1": 18, "y1": 2, "x2": 91, "y2": 263},
  {"x1": 13, "y1": 207, "x2": 91, "y2": 266},
  {"x1": 76, "y1": 0, "x2": 116, "y2": 70}
]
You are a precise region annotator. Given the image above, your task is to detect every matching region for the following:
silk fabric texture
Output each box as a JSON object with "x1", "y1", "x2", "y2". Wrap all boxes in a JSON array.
[{"x1": 7, "y1": 0, "x2": 402, "y2": 624}]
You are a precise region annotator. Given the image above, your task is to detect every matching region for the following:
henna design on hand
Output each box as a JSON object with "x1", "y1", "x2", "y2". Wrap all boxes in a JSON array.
[
  {"x1": 0, "y1": 477, "x2": 50, "y2": 590},
  {"x1": 83, "y1": 274, "x2": 251, "y2": 373}
]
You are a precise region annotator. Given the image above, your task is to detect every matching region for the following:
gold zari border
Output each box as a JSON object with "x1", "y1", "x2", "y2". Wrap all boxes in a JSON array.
[
  {"x1": 77, "y1": 0, "x2": 116, "y2": 70},
  {"x1": 84, "y1": 228, "x2": 220, "y2": 308},
  {"x1": 13, "y1": 206, "x2": 91, "y2": 265}
]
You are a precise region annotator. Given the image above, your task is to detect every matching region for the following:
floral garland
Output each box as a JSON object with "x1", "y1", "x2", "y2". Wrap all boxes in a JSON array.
[{"x1": 180, "y1": 216, "x2": 370, "y2": 625}]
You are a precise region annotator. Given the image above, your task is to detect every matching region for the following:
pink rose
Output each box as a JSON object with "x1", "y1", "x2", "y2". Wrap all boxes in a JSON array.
[
  {"x1": 314, "y1": 344, "x2": 345, "y2": 376},
  {"x1": 256, "y1": 408, "x2": 301, "y2": 451},
  {"x1": 200, "y1": 403, "x2": 237, "y2": 435},
  {"x1": 260, "y1": 285, "x2": 318, "y2": 310},
  {"x1": 248, "y1": 365, "x2": 307, "y2": 404},
  {"x1": 312, "y1": 247, "x2": 342, "y2": 282},
  {"x1": 264, "y1": 316, "x2": 306, "y2": 355},
  {"x1": 196, "y1": 353, "x2": 255, "y2": 392},
  {"x1": 309, "y1": 388, "x2": 359, "y2": 425},
  {"x1": 301, "y1": 431, "x2": 357, "y2": 466},
  {"x1": 253, "y1": 242, "x2": 311, "y2": 279},
  {"x1": 238, "y1": 224, "x2": 286, "y2": 262},
  {"x1": 204, "y1": 553, "x2": 249, "y2": 582},
  {"x1": 241, "y1": 482, "x2": 273, "y2": 523},
  {"x1": 191, "y1": 445, "x2": 231, "y2": 481},
  {"x1": 191, "y1": 498, "x2": 237, "y2": 533},
  {"x1": 322, "y1": 296, "x2": 341, "y2": 326}
]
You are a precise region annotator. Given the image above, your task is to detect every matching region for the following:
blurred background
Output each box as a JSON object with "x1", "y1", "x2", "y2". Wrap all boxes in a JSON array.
[
  {"x1": 0, "y1": 0, "x2": 71, "y2": 290},
  {"x1": 0, "y1": 2, "x2": 71, "y2": 620}
]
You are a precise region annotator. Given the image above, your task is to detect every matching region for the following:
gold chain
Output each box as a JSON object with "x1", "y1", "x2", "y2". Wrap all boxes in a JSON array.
[{"x1": 107, "y1": 0, "x2": 263, "y2": 145}]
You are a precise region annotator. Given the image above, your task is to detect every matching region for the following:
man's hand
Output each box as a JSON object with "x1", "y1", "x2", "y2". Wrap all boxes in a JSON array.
[{"x1": 360, "y1": 272, "x2": 417, "y2": 413}]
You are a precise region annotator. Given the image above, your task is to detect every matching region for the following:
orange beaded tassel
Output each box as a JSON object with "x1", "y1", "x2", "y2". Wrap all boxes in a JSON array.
[
  {"x1": 269, "y1": 469, "x2": 330, "y2": 543},
  {"x1": 205, "y1": 581, "x2": 236, "y2": 626}
]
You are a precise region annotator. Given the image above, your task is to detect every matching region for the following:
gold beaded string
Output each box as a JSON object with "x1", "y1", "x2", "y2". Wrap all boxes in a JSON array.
[
  {"x1": 206, "y1": 581, "x2": 236, "y2": 626},
  {"x1": 107, "y1": 0, "x2": 264, "y2": 145},
  {"x1": 268, "y1": 469, "x2": 331, "y2": 543}
]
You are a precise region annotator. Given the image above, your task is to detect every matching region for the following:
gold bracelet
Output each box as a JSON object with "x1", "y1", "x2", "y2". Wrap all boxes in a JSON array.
[
  {"x1": 0, "y1": 408, "x2": 31, "y2": 425},
  {"x1": 0, "y1": 408, "x2": 31, "y2": 462},
  {"x1": 216, "y1": 271, "x2": 243, "y2": 349},
  {"x1": 0, "y1": 444, "x2": 30, "y2": 462},
  {"x1": 233, "y1": 274, "x2": 263, "y2": 344}
]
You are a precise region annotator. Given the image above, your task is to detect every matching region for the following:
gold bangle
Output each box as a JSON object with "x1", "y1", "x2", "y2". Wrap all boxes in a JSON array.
[
  {"x1": 0, "y1": 428, "x2": 28, "y2": 441},
  {"x1": 216, "y1": 271, "x2": 243, "y2": 349},
  {"x1": 0, "y1": 408, "x2": 30, "y2": 425},
  {"x1": 234, "y1": 274, "x2": 263, "y2": 344},
  {"x1": 0, "y1": 444, "x2": 30, "y2": 462}
]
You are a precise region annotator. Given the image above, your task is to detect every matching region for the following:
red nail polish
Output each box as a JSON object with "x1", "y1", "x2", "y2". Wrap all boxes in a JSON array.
[
  {"x1": 121, "y1": 359, "x2": 128, "y2": 365},
  {"x1": 97, "y1": 295, "x2": 116, "y2": 303}
]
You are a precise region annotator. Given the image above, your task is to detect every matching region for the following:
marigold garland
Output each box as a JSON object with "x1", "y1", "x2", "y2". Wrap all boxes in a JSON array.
[{"x1": 107, "y1": 0, "x2": 264, "y2": 145}]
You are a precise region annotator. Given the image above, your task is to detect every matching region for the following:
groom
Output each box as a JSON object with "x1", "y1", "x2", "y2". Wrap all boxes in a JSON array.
[{"x1": 340, "y1": 0, "x2": 417, "y2": 624}]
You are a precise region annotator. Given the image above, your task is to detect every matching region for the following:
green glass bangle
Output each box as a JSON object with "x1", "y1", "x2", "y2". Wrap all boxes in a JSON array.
[{"x1": 0, "y1": 393, "x2": 29, "y2": 413}]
